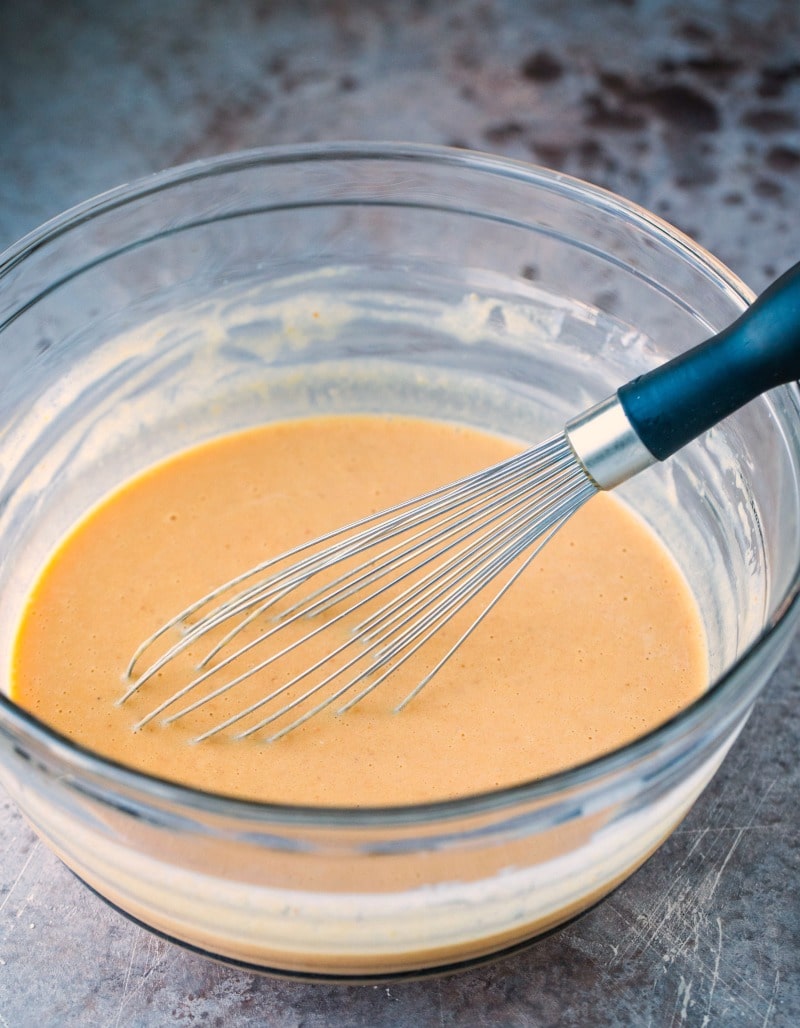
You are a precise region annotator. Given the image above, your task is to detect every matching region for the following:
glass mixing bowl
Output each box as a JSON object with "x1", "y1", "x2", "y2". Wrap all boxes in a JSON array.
[{"x1": 1, "y1": 143, "x2": 799, "y2": 980}]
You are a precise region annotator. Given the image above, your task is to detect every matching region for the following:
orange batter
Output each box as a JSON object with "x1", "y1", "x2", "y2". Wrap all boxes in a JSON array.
[{"x1": 10, "y1": 415, "x2": 706, "y2": 806}]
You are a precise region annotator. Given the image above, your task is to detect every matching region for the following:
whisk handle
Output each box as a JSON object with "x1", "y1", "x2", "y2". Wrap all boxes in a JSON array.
[{"x1": 618, "y1": 260, "x2": 800, "y2": 461}]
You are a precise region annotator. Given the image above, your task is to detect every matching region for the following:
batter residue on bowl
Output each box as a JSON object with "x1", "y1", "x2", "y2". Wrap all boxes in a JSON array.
[{"x1": 10, "y1": 414, "x2": 707, "y2": 805}]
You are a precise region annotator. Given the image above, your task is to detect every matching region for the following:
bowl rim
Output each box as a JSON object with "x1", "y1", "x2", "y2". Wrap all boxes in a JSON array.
[{"x1": 2, "y1": 140, "x2": 799, "y2": 830}]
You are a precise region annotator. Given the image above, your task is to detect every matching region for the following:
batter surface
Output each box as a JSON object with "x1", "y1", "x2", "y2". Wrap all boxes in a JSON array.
[{"x1": 11, "y1": 415, "x2": 706, "y2": 806}]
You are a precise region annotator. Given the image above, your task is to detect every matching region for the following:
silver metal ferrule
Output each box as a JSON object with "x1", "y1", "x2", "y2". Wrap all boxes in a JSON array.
[{"x1": 565, "y1": 394, "x2": 656, "y2": 491}]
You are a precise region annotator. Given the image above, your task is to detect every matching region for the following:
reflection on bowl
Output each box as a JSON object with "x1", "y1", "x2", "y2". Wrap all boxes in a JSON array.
[{"x1": 1, "y1": 144, "x2": 799, "y2": 979}]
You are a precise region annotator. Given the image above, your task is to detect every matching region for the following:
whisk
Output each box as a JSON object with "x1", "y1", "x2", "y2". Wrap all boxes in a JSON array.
[{"x1": 123, "y1": 261, "x2": 800, "y2": 742}]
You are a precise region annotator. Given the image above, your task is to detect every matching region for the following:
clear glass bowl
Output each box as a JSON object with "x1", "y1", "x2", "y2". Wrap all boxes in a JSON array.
[{"x1": 1, "y1": 143, "x2": 799, "y2": 980}]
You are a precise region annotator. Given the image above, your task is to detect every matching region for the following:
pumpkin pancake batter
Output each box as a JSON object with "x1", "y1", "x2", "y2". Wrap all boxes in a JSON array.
[{"x1": 11, "y1": 415, "x2": 706, "y2": 806}]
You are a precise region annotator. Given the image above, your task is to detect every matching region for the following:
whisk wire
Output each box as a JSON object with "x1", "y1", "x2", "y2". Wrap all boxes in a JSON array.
[
  {"x1": 125, "y1": 433, "x2": 599, "y2": 740},
  {"x1": 139, "y1": 441, "x2": 584, "y2": 733}
]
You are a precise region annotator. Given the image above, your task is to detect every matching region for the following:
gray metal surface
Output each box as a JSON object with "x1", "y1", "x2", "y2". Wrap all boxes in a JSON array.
[{"x1": 1, "y1": 1, "x2": 798, "y2": 1024}]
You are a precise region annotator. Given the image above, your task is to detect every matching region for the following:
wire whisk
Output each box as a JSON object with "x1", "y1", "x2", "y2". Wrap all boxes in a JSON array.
[{"x1": 123, "y1": 261, "x2": 800, "y2": 741}]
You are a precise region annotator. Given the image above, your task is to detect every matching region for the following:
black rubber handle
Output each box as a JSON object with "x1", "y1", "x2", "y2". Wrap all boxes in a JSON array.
[{"x1": 617, "y1": 261, "x2": 800, "y2": 461}]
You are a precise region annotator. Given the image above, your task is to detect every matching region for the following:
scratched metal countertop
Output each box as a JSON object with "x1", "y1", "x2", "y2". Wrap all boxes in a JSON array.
[{"x1": 0, "y1": 2, "x2": 798, "y2": 1025}]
